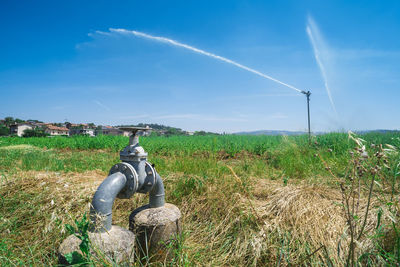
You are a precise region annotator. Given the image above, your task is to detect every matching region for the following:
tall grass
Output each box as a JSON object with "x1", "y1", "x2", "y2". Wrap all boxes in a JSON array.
[
  {"x1": 1, "y1": 132, "x2": 398, "y2": 155},
  {"x1": 0, "y1": 132, "x2": 399, "y2": 265}
]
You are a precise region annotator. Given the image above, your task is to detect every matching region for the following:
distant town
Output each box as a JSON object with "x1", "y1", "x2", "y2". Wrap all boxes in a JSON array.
[
  {"x1": 2, "y1": 117, "x2": 397, "y2": 138},
  {"x1": 0, "y1": 117, "x2": 218, "y2": 137}
]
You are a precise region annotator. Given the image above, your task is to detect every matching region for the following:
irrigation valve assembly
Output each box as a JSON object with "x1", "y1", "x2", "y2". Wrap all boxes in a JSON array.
[{"x1": 58, "y1": 127, "x2": 181, "y2": 264}]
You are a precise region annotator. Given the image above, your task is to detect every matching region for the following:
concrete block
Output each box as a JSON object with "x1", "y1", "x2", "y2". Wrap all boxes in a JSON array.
[
  {"x1": 58, "y1": 225, "x2": 135, "y2": 265},
  {"x1": 129, "y1": 203, "x2": 181, "y2": 259}
]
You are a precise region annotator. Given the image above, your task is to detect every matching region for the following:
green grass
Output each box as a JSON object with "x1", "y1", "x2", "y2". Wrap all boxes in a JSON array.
[
  {"x1": 1, "y1": 132, "x2": 398, "y2": 180},
  {"x1": 0, "y1": 132, "x2": 399, "y2": 266},
  {"x1": 1, "y1": 131, "x2": 398, "y2": 154}
]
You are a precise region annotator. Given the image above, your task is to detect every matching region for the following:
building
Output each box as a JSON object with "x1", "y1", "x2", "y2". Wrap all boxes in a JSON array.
[
  {"x1": 95, "y1": 126, "x2": 130, "y2": 136},
  {"x1": 45, "y1": 125, "x2": 69, "y2": 136},
  {"x1": 10, "y1": 123, "x2": 33, "y2": 137},
  {"x1": 67, "y1": 123, "x2": 86, "y2": 129},
  {"x1": 31, "y1": 122, "x2": 52, "y2": 128},
  {"x1": 69, "y1": 128, "x2": 95, "y2": 137},
  {"x1": 66, "y1": 123, "x2": 95, "y2": 129},
  {"x1": 67, "y1": 123, "x2": 95, "y2": 137},
  {"x1": 96, "y1": 126, "x2": 119, "y2": 136}
]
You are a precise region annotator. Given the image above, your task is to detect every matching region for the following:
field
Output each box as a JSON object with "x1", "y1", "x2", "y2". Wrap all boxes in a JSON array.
[{"x1": 0, "y1": 132, "x2": 399, "y2": 266}]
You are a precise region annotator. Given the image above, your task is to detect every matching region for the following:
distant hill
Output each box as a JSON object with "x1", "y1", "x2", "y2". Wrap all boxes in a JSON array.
[
  {"x1": 354, "y1": 129, "x2": 400, "y2": 134},
  {"x1": 234, "y1": 129, "x2": 399, "y2": 136}
]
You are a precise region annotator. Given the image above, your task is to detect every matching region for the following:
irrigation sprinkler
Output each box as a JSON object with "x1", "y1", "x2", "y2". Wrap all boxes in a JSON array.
[
  {"x1": 104, "y1": 29, "x2": 317, "y2": 140},
  {"x1": 58, "y1": 127, "x2": 181, "y2": 264},
  {"x1": 301, "y1": 90, "x2": 312, "y2": 142}
]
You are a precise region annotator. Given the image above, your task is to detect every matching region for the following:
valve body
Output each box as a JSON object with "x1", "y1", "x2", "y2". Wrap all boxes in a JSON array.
[{"x1": 90, "y1": 127, "x2": 165, "y2": 232}]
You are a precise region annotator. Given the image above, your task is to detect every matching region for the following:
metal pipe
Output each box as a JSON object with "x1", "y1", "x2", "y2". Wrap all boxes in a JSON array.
[
  {"x1": 302, "y1": 90, "x2": 312, "y2": 143},
  {"x1": 129, "y1": 135, "x2": 139, "y2": 146},
  {"x1": 306, "y1": 91, "x2": 311, "y2": 143},
  {"x1": 90, "y1": 172, "x2": 127, "y2": 232},
  {"x1": 149, "y1": 173, "x2": 165, "y2": 208}
]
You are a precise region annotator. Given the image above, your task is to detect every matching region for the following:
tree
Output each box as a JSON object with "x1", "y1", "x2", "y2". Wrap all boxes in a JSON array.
[
  {"x1": 194, "y1": 131, "x2": 207, "y2": 136},
  {"x1": 4, "y1": 117, "x2": 14, "y2": 127},
  {"x1": 194, "y1": 131, "x2": 219, "y2": 136},
  {"x1": 0, "y1": 125, "x2": 9, "y2": 136},
  {"x1": 165, "y1": 128, "x2": 186, "y2": 136},
  {"x1": 27, "y1": 119, "x2": 43, "y2": 123},
  {"x1": 95, "y1": 125, "x2": 103, "y2": 135},
  {"x1": 149, "y1": 131, "x2": 161, "y2": 137}
]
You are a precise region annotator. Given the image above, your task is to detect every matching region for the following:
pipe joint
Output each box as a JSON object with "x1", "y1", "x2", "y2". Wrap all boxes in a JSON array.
[{"x1": 89, "y1": 127, "x2": 165, "y2": 233}]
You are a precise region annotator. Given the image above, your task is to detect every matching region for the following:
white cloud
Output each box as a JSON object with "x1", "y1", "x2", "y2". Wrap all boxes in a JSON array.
[
  {"x1": 93, "y1": 100, "x2": 111, "y2": 111},
  {"x1": 119, "y1": 113, "x2": 248, "y2": 122},
  {"x1": 119, "y1": 114, "x2": 150, "y2": 120},
  {"x1": 154, "y1": 113, "x2": 247, "y2": 122},
  {"x1": 334, "y1": 48, "x2": 400, "y2": 60},
  {"x1": 51, "y1": 106, "x2": 65, "y2": 110},
  {"x1": 268, "y1": 113, "x2": 288, "y2": 119}
]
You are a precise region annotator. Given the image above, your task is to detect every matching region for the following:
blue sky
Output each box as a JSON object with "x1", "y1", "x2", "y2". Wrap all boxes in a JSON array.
[{"x1": 1, "y1": 0, "x2": 399, "y2": 133}]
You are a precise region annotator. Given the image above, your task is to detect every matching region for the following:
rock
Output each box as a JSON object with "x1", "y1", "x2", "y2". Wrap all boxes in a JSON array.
[
  {"x1": 58, "y1": 225, "x2": 135, "y2": 265},
  {"x1": 129, "y1": 203, "x2": 181, "y2": 260}
]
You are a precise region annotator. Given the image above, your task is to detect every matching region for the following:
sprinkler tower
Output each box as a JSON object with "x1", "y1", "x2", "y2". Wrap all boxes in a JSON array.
[{"x1": 301, "y1": 90, "x2": 312, "y2": 142}]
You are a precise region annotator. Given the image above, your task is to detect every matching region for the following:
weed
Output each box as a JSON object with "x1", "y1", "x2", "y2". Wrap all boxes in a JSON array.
[
  {"x1": 64, "y1": 213, "x2": 92, "y2": 265},
  {"x1": 319, "y1": 132, "x2": 400, "y2": 266}
]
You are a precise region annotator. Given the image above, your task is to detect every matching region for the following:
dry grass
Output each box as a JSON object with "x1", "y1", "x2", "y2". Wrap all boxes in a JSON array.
[
  {"x1": 254, "y1": 179, "x2": 344, "y2": 260},
  {"x1": 0, "y1": 168, "x2": 396, "y2": 266},
  {"x1": 1, "y1": 170, "x2": 103, "y2": 263},
  {"x1": 0, "y1": 144, "x2": 41, "y2": 150},
  {"x1": 249, "y1": 178, "x2": 394, "y2": 266}
]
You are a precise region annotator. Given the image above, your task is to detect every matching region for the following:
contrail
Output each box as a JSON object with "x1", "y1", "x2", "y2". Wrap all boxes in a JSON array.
[
  {"x1": 106, "y1": 28, "x2": 302, "y2": 93},
  {"x1": 306, "y1": 17, "x2": 337, "y2": 114}
]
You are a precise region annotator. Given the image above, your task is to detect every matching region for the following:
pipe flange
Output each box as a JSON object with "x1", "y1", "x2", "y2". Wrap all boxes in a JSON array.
[
  {"x1": 137, "y1": 162, "x2": 156, "y2": 194},
  {"x1": 109, "y1": 162, "x2": 138, "y2": 199}
]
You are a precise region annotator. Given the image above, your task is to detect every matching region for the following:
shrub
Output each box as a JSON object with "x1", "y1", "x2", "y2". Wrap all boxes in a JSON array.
[
  {"x1": 22, "y1": 128, "x2": 48, "y2": 137},
  {"x1": 0, "y1": 125, "x2": 9, "y2": 136}
]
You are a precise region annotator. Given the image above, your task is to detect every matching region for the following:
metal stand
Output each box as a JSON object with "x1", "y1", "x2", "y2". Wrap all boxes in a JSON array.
[{"x1": 302, "y1": 90, "x2": 311, "y2": 143}]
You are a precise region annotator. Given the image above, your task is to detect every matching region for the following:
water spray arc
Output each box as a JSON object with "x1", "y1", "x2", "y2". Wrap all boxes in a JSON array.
[
  {"x1": 107, "y1": 28, "x2": 302, "y2": 94},
  {"x1": 101, "y1": 28, "x2": 313, "y2": 138},
  {"x1": 306, "y1": 16, "x2": 337, "y2": 115}
]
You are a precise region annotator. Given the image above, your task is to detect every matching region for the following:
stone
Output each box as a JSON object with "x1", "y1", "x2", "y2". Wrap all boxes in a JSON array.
[
  {"x1": 58, "y1": 225, "x2": 135, "y2": 265},
  {"x1": 129, "y1": 203, "x2": 181, "y2": 260}
]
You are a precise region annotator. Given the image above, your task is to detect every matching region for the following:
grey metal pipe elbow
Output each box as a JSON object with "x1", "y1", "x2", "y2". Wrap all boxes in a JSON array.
[
  {"x1": 149, "y1": 173, "x2": 165, "y2": 208},
  {"x1": 90, "y1": 172, "x2": 127, "y2": 232}
]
